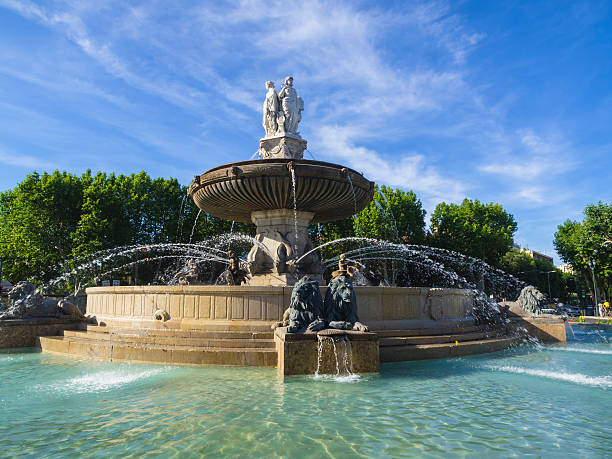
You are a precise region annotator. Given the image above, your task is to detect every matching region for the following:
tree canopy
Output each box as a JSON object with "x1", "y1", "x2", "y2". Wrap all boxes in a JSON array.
[
  {"x1": 0, "y1": 170, "x2": 238, "y2": 286},
  {"x1": 499, "y1": 249, "x2": 566, "y2": 300},
  {"x1": 1, "y1": 168, "x2": 531, "y2": 291},
  {"x1": 554, "y1": 201, "x2": 612, "y2": 301},
  {"x1": 353, "y1": 185, "x2": 426, "y2": 243},
  {"x1": 429, "y1": 198, "x2": 517, "y2": 266}
]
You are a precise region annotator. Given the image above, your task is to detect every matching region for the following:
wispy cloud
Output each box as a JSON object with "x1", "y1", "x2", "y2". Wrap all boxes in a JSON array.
[
  {"x1": 317, "y1": 125, "x2": 467, "y2": 207},
  {"x1": 479, "y1": 129, "x2": 578, "y2": 204},
  {"x1": 0, "y1": 149, "x2": 56, "y2": 169},
  {"x1": 0, "y1": 0, "x2": 604, "y2": 261}
]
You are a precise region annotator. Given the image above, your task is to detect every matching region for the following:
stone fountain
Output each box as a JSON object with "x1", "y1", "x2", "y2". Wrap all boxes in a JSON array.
[
  {"x1": 35, "y1": 76, "x2": 561, "y2": 376},
  {"x1": 188, "y1": 77, "x2": 374, "y2": 286}
]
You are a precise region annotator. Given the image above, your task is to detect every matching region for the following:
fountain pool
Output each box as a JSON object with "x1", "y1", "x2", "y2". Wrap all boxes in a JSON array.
[{"x1": 2, "y1": 325, "x2": 609, "y2": 457}]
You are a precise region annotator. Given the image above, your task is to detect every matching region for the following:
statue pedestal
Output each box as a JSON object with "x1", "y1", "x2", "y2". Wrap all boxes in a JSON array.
[
  {"x1": 274, "y1": 328, "x2": 380, "y2": 376},
  {"x1": 259, "y1": 134, "x2": 307, "y2": 159},
  {"x1": 246, "y1": 209, "x2": 322, "y2": 286}
]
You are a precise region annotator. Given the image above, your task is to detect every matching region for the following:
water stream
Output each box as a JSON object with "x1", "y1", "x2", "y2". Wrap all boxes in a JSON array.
[
  {"x1": 189, "y1": 209, "x2": 202, "y2": 244},
  {"x1": 315, "y1": 335, "x2": 357, "y2": 380},
  {"x1": 290, "y1": 168, "x2": 299, "y2": 255}
]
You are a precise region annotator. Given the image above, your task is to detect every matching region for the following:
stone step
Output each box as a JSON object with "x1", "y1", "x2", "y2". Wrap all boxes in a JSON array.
[
  {"x1": 379, "y1": 331, "x2": 500, "y2": 346},
  {"x1": 63, "y1": 330, "x2": 276, "y2": 348},
  {"x1": 374, "y1": 325, "x2": 491, "y2": 338},
  {"x1": 37, "y1": 336, "x2": 277, "y2": 367},
  {"x1": 380, "y1": 336, "x2": 520, "y2": 363},
  {"x1": 83, "y1": 326, "x2": 274, "y2": 340},
  {"x1": 90, "y1": 321, "x2": 274, "y2": 333}
]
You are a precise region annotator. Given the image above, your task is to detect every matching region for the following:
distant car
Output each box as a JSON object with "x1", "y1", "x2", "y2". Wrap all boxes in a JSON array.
[{"x1": 559, "y1": 305, "x2": 581, "y2": 317}]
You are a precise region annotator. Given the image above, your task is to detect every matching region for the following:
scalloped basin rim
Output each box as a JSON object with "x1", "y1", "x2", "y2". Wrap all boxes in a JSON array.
[
  {"x1": 190, "y1": 158, "x2": 375, "y2": 223},
  {"x1": 200, "y1": 158, "x2": 367, "y2": 175}
]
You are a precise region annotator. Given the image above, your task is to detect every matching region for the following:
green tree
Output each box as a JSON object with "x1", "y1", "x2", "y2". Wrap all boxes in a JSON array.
[
  {"x1": 72, "y1": 171, "x2": 188, "y2": 256},
  {"x1": 0, "y1": 171, "x2": 84, "y2": 284},
  {"x1": 354, "y1": 185, "x2": 426, "y2": 243},
  {"x1": 554, "y1": 202, "x2": 612, "y2": 302},
  {"x1": 499, "y1": 249, "x2": 566, "y2": 300},
  {"x1": 429, "y1": 198, "x2": 517, "y2": 266}
]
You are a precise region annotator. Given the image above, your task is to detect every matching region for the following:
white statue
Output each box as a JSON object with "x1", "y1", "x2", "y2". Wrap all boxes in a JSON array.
[
  {"x1": 262, "y1": 81, "x2": 279, "y2": 137},
  {"x1": 277, "y1": 76, "x2": 303, "y2": 135}
]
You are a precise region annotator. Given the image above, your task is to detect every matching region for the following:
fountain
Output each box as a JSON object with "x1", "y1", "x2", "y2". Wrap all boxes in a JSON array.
[{"x1": 34, "y1": 76, "x2": 567, "y2": 375}]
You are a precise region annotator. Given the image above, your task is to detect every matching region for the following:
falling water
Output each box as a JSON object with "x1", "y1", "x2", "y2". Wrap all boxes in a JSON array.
[
  {"x1": 189, "y1": 209, "x2": 202, "y2": 244},
  {"x1": 565, "y1": 320, "x2": 576, "y2": 340},
  {"x1": 314, "y1": 335, "x2": 357, "y2": 380},
  {"x1": 346, "y1": 174, "x2": 362, "y2": 237},
  {"x1": 378, "y1": 193, "x2": 400, "y2": 242},
  {"x1": 176, "y1": 194, "x2": 188, "y2": 241},
  {"x1": 290, "y1": 168, "x2": 299, "y2": 254},
  {"x1": 315, "y1": 336, "x2": 325, "y2": 377}
]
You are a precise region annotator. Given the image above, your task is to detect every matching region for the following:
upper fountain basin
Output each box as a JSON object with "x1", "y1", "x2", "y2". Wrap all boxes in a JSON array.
[{"x1": 189, "y1": 159, "x2": 375, "y2": 223}]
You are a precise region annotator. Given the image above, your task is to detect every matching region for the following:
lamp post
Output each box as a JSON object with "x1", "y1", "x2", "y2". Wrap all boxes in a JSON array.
[
  {"x1": 587, "y1": 257, "x2": 599, "y2": 317},
  {"x1": 544, "y1": 270, "x2": 556, "y2": 302}
]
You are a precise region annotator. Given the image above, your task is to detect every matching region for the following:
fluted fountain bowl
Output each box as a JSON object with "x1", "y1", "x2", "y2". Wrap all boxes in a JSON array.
[{"x1": 189, "y1": 159, "x2": 375, "y2": 223}]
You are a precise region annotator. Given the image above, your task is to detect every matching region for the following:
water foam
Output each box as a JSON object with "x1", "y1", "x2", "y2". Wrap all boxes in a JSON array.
[
  {"x1": 41, "y1": 368, "x2": 167, "y2": 393},
  {"x1": 485, "y1": 365, "x2": 612, "y2": 388},
  {"x1": 312, "y1": 373, "x2": 361, "y2": 383},
  {"x1": 550, "y1": 347, "x2": 612, "y2": 355}
]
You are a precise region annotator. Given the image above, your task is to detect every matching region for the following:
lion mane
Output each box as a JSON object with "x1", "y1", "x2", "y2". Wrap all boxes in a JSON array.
[
  {"x1": 518, "y1": 285, "x2": 545, "y2": 315},
  {"x1": 324, "y1": 276, "x2": 368, "y2": 332},
  {"x1": 285, "y1": 277, "x2": 325, "y2": 333}
]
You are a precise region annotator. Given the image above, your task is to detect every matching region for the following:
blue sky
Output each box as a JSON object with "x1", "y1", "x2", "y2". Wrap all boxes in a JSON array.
[{"x1": 1, "y1": 1, "x2": 610, "y2": 263}]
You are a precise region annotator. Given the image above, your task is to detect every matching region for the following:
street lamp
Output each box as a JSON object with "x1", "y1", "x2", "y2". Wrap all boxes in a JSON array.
[
  {"x1": 544, "y1": 270, "x2": 556, "y2": 302},
  {"x1": 587, "y1": 254, "x2": 599, "y2": 317}
]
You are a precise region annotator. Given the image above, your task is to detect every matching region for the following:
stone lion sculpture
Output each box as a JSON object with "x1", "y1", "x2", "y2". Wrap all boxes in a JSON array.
[
  {"x1": 518, "y1": 285, "x2": 545, "y2": 315},
  {"x1": 153, "y1": 309, "x2": 170, "y2": 322},
  {"x1": 0, "y1": 281, "x2": 61, "y2": 319},
  {"x1": 323, "y1": 275, "x2": 368, "y2": 332},
  {"x1": 274, "y1": 276, "x2": 326, "y2": 333},
  {"x1": 0, "y1": 282, "x2": 89, "y2": 321}
]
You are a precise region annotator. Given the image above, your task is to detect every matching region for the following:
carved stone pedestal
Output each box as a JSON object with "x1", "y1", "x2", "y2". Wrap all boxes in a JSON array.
[
  {"x1": 259, "y1": 134, "x2": 307, "y2": 159},
  {"x1": 247, "y1": 209, "x2": 322, "y2": 286},
  {"x1": 274, "y1": 328, "x2": 380, "y2": 376}
]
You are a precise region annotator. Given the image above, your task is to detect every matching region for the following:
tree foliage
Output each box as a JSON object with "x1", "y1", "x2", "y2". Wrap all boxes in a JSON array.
[
  {"x1": 429, "y1": 199, "x2": 517, "y2": 266},
  {"x1": 554, "y1": 201, "x2": 612, "y2": 301},
  {"x1": 0, "y1": 171, "x2": 84, "y2": 284},
  {"x1": 0, "y1": 170, "x2": 256, "y2": 287},
  {"x1": 499, "y1": 249, "x2": 566, "y2": 300},
  {"x1": 353, "y1": 185, "x2": 426, "y2": 243}
]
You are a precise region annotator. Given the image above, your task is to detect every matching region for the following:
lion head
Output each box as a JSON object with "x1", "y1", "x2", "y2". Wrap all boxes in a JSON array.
[
  {"x1": 324, "y1": 275, "x2": 368, "y2": 331},
  {"x1": 518, "y1": 285, "x2": 545, "y2": 315}
]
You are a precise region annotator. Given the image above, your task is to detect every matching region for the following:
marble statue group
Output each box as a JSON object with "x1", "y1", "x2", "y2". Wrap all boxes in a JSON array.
[{"x1": 263, "y1": 76, "x2": 304, "y2": 138}]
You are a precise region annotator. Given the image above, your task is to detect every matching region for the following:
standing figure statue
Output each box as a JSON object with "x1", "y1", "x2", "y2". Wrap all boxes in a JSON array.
[
  {"x1": 262, "y1": 81, "x2": 279, "y2": 137},
  {"x1": 278, "y1": 76, "x2": 304, "y2": 135}
]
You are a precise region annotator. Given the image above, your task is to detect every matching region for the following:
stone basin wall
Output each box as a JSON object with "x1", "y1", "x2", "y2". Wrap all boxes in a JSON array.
[
  {"x1": 85, "y1": 286, "x2": 474, "y2": 330},
  {"x1": 0, "y1": 318, "x2": 83, "y2": 349}
]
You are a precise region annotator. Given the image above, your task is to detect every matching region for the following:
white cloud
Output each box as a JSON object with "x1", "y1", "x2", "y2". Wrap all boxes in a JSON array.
[
  {"x1": 3, "y1": 0, "x2": 580, "y2": 215},
  {"x1": 0, "y1": 149, "x2": 56, "y2": 169},
  {"x1": 480, "y1": 129, "x2": 576, "y2": 181},
  {"x1": 317, "y1": 125, "x2": 467, "y2": 207}
]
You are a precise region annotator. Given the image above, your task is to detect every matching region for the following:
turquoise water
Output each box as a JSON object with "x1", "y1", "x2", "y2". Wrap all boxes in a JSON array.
[{"x1": 1, "y1": 326, "x2": 610, "y2": 458}]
